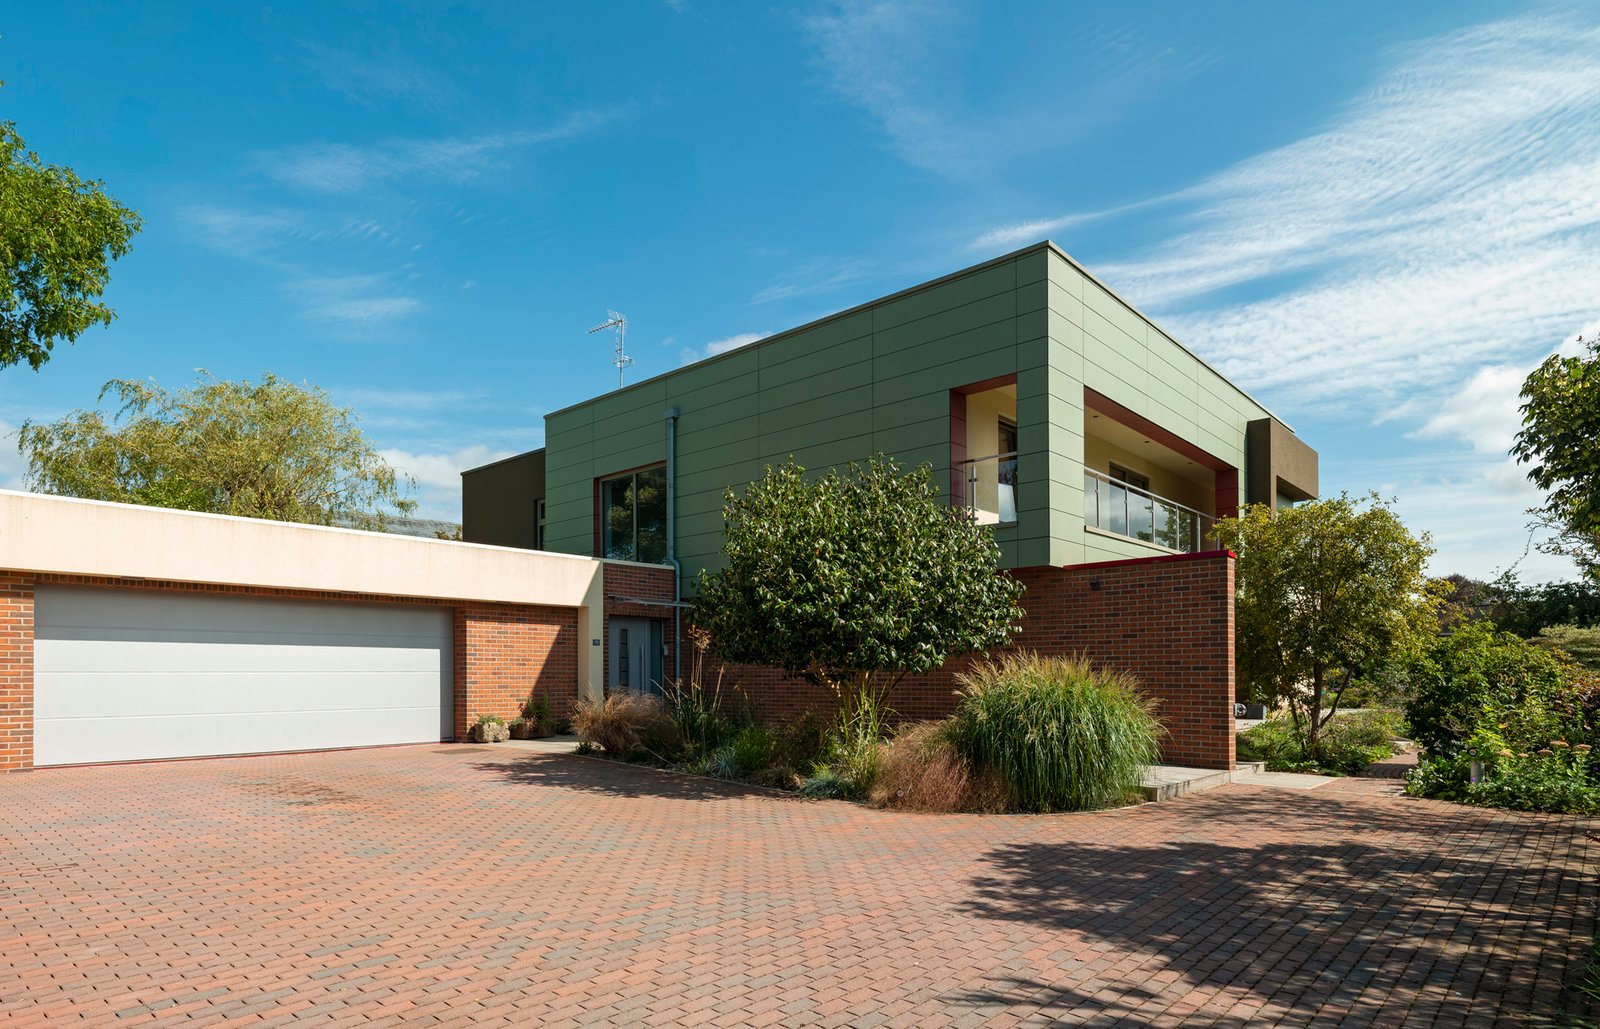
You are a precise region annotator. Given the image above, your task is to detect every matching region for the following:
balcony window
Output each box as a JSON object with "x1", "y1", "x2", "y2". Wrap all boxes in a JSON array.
[
  {"x1": 1084, "y1": 467, "x2": 1214, "y2": 554},
  {"x1": 600, "y1": 466, "x2": 668, "y2": 563}
]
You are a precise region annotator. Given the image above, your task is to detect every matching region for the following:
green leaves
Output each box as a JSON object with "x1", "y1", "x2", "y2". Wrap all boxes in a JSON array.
[
  {"x1": 1512, "y1": 335, "x2": 1600, "y2": 581},
  {"x1": 1212, "y1": 492, "x2": 1443, "y2": 751},
  {"x1": 692, "y1": 456, "x2": 1024, "y2": 707},
  {"x1": 0, "y1": 112, "x2": 141, "y2": 371},
  {"x1": 19, "y1": 372, "x2": 416, "y2": 528}
]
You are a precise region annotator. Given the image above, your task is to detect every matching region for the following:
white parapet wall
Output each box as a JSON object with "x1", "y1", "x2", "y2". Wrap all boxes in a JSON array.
[{"x1": 0, "y1": 489, "x2": 609, "y2": 700}]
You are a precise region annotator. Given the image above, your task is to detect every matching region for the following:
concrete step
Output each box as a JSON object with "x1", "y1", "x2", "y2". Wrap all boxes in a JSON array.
[{"x1": 1140, "y1": 765, "x2": 1233, "y2": 802}]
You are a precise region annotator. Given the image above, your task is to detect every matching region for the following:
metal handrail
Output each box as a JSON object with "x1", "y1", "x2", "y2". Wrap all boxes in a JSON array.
[
  {"x1": 1082, "y1": 467, "x2": 1211, "y2": 521},
  {"x1": 961, "y1": 450, "x2": 1019, "y2": 466}
]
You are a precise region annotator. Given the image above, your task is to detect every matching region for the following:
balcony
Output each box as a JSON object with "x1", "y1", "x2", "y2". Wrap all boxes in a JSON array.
[
  {"x1": 961, "y1": 451, "x2": 1017, "y2": 525},
  {"x1": 1083, "y1": 467, "x2": 1215, "y2": 554}
]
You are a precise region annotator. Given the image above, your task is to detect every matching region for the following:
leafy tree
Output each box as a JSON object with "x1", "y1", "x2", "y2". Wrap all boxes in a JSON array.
[
  {"x1": 1513, "y1": 333, "x2": 1600, "y2": 581},
  {"x1": 692, "y1": 457, "x2": 1024, "y2": 720},
  {"x1": 1212, "y1": 492, "x2": 1443, "y2": 759},
  {"x1": 19, "y1": 373, "x2": 416, "y2": 529},
  {"x1": 1, "y1": 98, "x2": 142, "y2": 371},
  {"x1": 1437, "y1": 571, "x2": 1600, "y2": 636}
]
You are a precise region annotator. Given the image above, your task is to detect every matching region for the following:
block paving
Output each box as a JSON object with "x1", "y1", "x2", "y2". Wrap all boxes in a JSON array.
[{"x1": 1, "y1": 745, "x2": 1595, "y2": 1026}]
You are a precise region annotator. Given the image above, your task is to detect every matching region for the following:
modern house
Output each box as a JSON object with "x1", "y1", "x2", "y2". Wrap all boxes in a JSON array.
[{"x1": 464, "y1": 241, "x2": 1318, "y2": 768}]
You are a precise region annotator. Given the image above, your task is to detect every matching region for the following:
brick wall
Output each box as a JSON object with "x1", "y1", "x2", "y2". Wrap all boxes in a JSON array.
[
  {"x1": 0, "y1": 573, "x2": 34, "y2": 773},
  {"x1": 708, "y1": 551, "x2": 1237, "y2": 770},
  {"x1": 453, "y1": 605, "x2": 580, "y2": 738}
]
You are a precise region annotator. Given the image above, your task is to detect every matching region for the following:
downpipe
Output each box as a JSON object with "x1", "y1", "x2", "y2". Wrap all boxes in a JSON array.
[{"x1": 665, "y1": 406, "x2": 682, "y2": 681}]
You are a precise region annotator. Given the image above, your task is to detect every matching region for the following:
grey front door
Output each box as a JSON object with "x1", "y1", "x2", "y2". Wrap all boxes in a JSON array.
[{"x1": 608, "y1": 617, "x2": 664, "y2": 696}]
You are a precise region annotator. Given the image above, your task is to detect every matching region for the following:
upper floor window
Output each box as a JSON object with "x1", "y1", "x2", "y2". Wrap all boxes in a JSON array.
[{"x1": 600, "y1": 466, "x2": 668, "y2": 563}]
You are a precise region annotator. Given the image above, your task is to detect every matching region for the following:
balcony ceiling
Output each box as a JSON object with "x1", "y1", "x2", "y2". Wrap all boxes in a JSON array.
[{"x1": 1087, "y1": 412, "x2": 1214, "y2": 486}]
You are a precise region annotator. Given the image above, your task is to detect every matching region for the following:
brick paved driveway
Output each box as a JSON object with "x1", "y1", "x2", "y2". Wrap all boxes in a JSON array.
[{"x1": 2, "y1": 746, "x2": 1595, "y2": 1027}]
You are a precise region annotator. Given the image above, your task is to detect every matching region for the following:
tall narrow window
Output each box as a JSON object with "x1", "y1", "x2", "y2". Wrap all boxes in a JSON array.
[{"x1": 599, "y1": 465, "x2": 668, "y2": 563}]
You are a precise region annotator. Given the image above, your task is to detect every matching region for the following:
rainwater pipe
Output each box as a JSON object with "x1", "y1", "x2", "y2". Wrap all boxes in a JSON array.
[{"x1": 665, "y1": 406, "x2": 682, "y2": 681}]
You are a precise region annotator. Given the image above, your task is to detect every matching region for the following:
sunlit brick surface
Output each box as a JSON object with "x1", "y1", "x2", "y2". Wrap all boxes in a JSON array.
[{"x1": 1, "y1": 746, "x2": 1593, "y2": 1026}]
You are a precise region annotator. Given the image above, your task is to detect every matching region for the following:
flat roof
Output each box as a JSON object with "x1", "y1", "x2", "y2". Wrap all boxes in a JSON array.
[{"x1": 544, "y1": 239, "x2": 1287, "y2": 428}]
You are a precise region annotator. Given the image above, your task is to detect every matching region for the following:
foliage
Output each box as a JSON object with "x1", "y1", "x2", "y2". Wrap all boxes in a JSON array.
[
  {"x1": 870, "y1": 720, "x2": 1008, "y2": 813},
  {"x1": 19, "y1": 372, "x2": 415, "y2": 529},
  {"x1": 473, "y1": 714, "x2": 506, "y2": 726},
  {"x1": 1512, "y1": 332, "x2": 1600, "y2": 581},
  {"x1": 1437, "y1": 571, "x2": 1600, "y2": 636},
  {"x1": 692, "y1": 457, "x2": 1024, "y2": 720},
  {"x1": 771, "y1": 712, "x2": 831, "y2": 772},
  {"x1": 1, "y1": 104, "x2": 142, "y2": 371},
  {"x1": 661, "y1": 626, "x2": 749, "y2": 758},
  {"x1": 728, "y1": 725, "x2": 776, "y2": 774},
  {"x1": 1237, "y1": 711, "x2": 1402, "y2": 775},
  {"x1": 1407, "y1": 747, "x2": 1600, "y2": 815},
  {"x1": 571, "y1": 693, "x2": 681, "y2": 761},
  {"x1": 1405, "y1": 621, "x2": 1573, "y2": 756},
  {"x1": 1534, "y1": 624, "x2": 1600, "y2": 672},
  {"x1": 520, "y1": 694, "x2": 553, "y2": 727},
  {"x1": 1336, "y1": 663, "x2": 1412, "y2": 710},
  {"x1": 949, "y1": 652, "x2": 1162, "y2": 813},
  {"x1": 1212, "y1": 493, "x2": 1443, "y2": 760},
  {"x1": 799, "y1": 768, "x2": 853, "y2": 799}
]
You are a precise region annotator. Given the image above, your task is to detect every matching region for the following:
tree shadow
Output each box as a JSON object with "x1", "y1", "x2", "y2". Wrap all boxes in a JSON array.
[
  {"x1": 953, "y1": 789, "x2": 1598, "y2": 1025},
  {"x1": 470, "y1": 752, "x2": 807, "y2": 804}
]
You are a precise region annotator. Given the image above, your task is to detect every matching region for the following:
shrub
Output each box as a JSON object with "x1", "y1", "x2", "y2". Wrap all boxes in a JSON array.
[
  {"x1": 1534, "y1": 624, "x2": 1600, "y2": 672},
  {"x1": 870, "y1": 721, "x2": 1007, "y2": 813},
  {"x1": 571, "y1": 693, "x2": 681, "y2": 760},
  {"x1": 1406, "y1": 621, "x2": 1569, "y2": 756},
  {"x1": 772, "y1": 712, "x2": 831, "y2": 771},
  {"x1": 1238, "y1": 711, "x2": 1401, "y2": 774},
  {"x1": 950, "y1": 653, "x2": 1163, "y2": 812},
  {"x1": 799, "y1": 768, "x2": 853, "y2": 799},
  {"x1": 729, "y1": 725, "x2": 776, "y2": 773},
  {"x1": 1408, "y1": 746, "x2": 1600, "y2": 814}
]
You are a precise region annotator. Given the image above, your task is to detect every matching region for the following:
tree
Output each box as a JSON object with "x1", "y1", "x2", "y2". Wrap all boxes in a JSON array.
[
  {"x1": 1212, "y1": 493, "x2": 1443, "y2": 759},
  {"x1": 1513, "y1": 333, "x2": 1600, "y2": 581},
  {"x1": 1, "y1": 99, "x2": 142, "y2": 371},
  {"x1": 19, "y1": 373, "x2": 416, "y2": 529},
  {"x1": 692, "y1": 456, "x2": 1024, "y2": 719}
]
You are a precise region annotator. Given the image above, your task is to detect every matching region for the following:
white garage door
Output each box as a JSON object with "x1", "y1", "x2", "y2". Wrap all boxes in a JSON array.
[{"x1": 34, "y1": 587, "x2": 453, "y2": 766}]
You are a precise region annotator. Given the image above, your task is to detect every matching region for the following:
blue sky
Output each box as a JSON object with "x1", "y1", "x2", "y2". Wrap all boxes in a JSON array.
[{"x1": 3, "y1": 2, "x2": 1596, "y2": 580}]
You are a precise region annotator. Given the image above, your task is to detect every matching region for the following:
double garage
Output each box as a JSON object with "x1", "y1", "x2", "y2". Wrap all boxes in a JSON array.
[
  {"x1": 1, "y1": 489, "x2": 618, "y2": 773},
  {"x1": 33, "y1": 587, "x2": 454, "y2": 767}
]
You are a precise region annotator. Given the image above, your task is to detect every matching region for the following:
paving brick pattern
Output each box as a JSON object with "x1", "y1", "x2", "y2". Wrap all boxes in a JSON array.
[{"x1": 1, "y1": 747, "x2": 1594, "y2": 1026}]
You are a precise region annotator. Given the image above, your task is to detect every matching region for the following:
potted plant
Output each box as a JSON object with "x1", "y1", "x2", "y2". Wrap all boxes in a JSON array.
[
  {"x1": 519, "y1": 694, "x2": 554, "y2": 738},
  {"x1": 508, "y1": 717, "x2": 535, "y2": 740},
  {"x1": 470, "y1": 713, "x2": 509, "y2": 743}
]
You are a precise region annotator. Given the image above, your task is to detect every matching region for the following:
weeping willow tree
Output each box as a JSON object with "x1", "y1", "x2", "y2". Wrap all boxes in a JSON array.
[{"x1": 19, "y1": 372, "x2": 415, "y2": 529}]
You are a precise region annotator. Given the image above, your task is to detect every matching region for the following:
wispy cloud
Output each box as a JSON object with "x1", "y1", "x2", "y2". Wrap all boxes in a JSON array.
[
  {"x1": 1044, "y1": 12, "x2": 1600, "y2": 410},
  {"x1": 0, "y1": 421, "x2": 28, "y2": 492},
  {"x1": 295, "y1": 274, "x2": 421, "y2": 328},
  {"x1": 300, "y1": 41, "x2": 460, "y2": 110},
  {"x1": 259, "y1": 111, "x2": 614, "y2": 194},
  {"x1": 752, "y1": 258, "x2": 872, "y2": 304},
  {"x1": 680, "y1": 331, "x2": 767, "y2": 364},
  {"x1": 800, "y1": 2, "x2": 1210, "y2": 180},
  {"x1": 380, "y1": 443, "x2": 518, "y2": 520}
]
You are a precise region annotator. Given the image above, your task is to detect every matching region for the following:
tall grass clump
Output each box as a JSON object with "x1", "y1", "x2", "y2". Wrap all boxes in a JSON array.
[{"x1": 950, "y1": 653, "x2": 1163, "y2": 812}]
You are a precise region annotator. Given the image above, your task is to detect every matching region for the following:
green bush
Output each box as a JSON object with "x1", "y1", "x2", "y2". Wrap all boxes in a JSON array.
[
  {"x1": 950, "y1": 653, "x2": 1162, "y2": 812},
  {"x1": 729, "y1": 725, "x2": 776, "y2": 773},
  {"x1": 772, "y1": 712, "x2": 831, "y2": 771},
  {"x1": 1408, "y1": 745, "x2": 1600, "y2": 814},
  {"x1": 1236, "y1": 711, "x2": 1400, "y2": 775},
  {"x1": 1535, "y1": 624, "x2": 1600, "y2": 672},
  {"x1": 1406, "y1": 621, "x2": 1571, "y2": 756},
  {"x1": 799, "y1": 768, "x2": 853, "y2": 799}
]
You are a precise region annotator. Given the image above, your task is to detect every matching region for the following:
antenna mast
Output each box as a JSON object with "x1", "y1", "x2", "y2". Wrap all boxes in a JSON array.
[{"x1": 587, "y1": 310, "x2": 631, "y2": 389}]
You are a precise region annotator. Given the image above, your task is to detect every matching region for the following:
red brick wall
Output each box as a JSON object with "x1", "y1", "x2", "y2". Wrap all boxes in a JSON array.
[
  {"x1": 0, "y1": 573, "x2": 34, "y2": 773},
  {"x1": 453, "y1": 605, "x2": 580, "y2": 737},
  {"x1": 706, "y1": 552, "x2": 1237, "y2": 770},
  {"x1": 1, "y1": 573, "x2": 584, "y2": 771}
]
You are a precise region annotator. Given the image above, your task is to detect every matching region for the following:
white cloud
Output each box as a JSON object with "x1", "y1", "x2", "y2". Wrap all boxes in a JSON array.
[
  {"x1": 1047, "y1": 12, "x2": 1600, "y2": 410},
  {"x1": 801, "y1": 2, "x2": 1209, "y2": 180},
  {"x1": 295, "y1": 274, "x2": 422, "y2": 328},
  {"x1": 380, "y1": 444, "x2": 518, "y2": 520},
  {"x1": 752, "y1": 258, "x2": 872, "y2": 304},
  {"x1": 680, "y1": 331, "x2": 767, "y2": 365},
  {"x1": 300, "y1": 42, "x2": 459, "y2": 110},
  {"x1": 1412, "y1": 364, "x2": 1528, "y2": 458},
  {"x1": 259, "y1": 111, "x2": 613, "y2": 194},
  {"x1": 335, "y1": 387, "x2": 472, "y2": 410}
]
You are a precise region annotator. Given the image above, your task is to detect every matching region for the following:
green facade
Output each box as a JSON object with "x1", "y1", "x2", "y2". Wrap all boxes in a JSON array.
[{"x1": 540, "y1": 243, "x2": 1285, "y2": 579}]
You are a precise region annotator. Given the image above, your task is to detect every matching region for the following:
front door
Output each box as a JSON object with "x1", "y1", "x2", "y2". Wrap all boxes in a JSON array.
[{"x1": 608, "y1": 617, "x2": 665, "y2": 697}]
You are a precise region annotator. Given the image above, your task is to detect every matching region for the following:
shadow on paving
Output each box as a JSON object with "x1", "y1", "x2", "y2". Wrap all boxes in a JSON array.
[
  {"x1": 471, "y1": 752, "x2": 803, "y2": 803},
  {"x1": 953, "y1": 789, "x2": 1598, "y2": 1027}
]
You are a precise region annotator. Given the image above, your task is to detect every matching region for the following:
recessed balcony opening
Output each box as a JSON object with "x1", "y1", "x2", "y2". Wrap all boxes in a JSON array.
[
  {"x1": 952, "y1": 380, "x2": 1017, "y2": 525},
  {"x1": 1083, "y1": 389, "x2": 1235, "y2": 554}
]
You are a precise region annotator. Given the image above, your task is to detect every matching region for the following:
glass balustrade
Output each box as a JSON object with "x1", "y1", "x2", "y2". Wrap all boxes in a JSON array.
[
  {"x1": 960, "y1": 451, "x2": 1018, "y2": 525},
  {"x1": 1082, "y1": 467, "x2": 1215, "y2": 553}
]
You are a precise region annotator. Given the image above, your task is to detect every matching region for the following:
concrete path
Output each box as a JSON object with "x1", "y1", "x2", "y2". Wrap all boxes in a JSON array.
[{"x1": 1, "y1": 745, "x2": 1594, "y2": 1026}]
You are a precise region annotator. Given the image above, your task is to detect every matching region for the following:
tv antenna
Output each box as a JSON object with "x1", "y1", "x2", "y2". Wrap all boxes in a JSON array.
[{"x1": 588, "y1": 310, "x2": 631, "y2": 389}]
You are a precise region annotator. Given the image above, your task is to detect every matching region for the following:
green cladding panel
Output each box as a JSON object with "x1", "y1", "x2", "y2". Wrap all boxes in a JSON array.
[{"x1": 527, "y1": 243, "x2": 1295, "y2": 582}]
